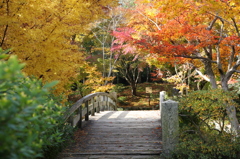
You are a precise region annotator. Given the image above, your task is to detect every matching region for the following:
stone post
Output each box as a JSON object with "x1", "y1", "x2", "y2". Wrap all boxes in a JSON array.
[
  {"x1": 160, "y1": 91, "x2": 166, "y2": 123},
  {"x1": 162, "y1": 100, "x2": 179, "y2": 158}
]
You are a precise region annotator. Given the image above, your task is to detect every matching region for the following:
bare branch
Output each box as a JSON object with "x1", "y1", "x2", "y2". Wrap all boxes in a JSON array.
[
  {"x1": 186, "y1": 63, "x2": 211, "y2": 82},
  {"x1": 231, "y1": 18, "x2": 240, "y2": 37},
  {"x1": 195, "y1": 68, "x2": 210, "y2": 82},
  {"x1": 225, "y1": 60, "x2": 240, "y2": 81},
  {"x1": 228, "y1": 46, "x2": 235, "y2": 70},
  {"x1": 1, "y1": 0, "x2": 10, "y2": 47},
  {"x1": 207, "y1": 16, "x2": 218, "y2": 30},
  {"x1": 137, "y1": 10, "x2": 161, "y2": 31},
  {"x1": 207, "y1": 11, "x2": 233, "y2": 27},
  {"x1": 0, "y1": 25, "x2": 8, "y2": 47},
  {"x1": 218, "y1": 18, "x2": 224, "y2": 44},
  {"x1": 203, "y1": 47, "x2": 211, "y2": 59},
  {"x1": 174, "y1": 54, "x2": 217, "y2": 63},
  {"x1": 216, "y1": 45, "x2": 224, "y2": 76},
  {"x1": 92, "y1": 31, "x2": 104, "y2": 45}
]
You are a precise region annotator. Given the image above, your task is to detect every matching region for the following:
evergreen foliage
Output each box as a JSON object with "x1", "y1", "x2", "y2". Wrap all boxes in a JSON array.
[
  {"x1": 173, "y1": 89, "x2": 240, "y2": 158},
  {"x1": 0, "y1": 50, "x2": 73, "y2": 159}
]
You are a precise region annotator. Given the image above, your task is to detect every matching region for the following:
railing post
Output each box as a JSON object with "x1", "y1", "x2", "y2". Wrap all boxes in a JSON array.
[
  {"x1": 85, "y1": 100, "x2": 89, "y2": 121},
  {"x1": 110, "y1": 92, "x2": 117, "y2": 110},
  {"x1": 162, "y1": 100, "x2": 179, "y2": 158},
  {"x1": 91, "y1": 98, "x2": 95, "y2": 116},
  {"x1": 77, "y1": 106, "x2": 82, "y2": 129},
  {"x1": 107, "y1": 96, "x2": 109, "y2": 110},
  {"x1": 96, "y1": 96, "x2": 100, "y2": 113},
  {"x1": 102, "y1": 96, "x2": 105, "y2": 111}
]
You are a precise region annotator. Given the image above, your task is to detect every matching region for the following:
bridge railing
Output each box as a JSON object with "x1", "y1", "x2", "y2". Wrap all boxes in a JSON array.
[{"x1": 64, "y1": 92, "x2": 117, "y2": 128}]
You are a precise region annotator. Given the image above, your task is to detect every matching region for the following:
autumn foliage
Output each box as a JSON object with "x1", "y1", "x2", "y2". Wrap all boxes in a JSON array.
[
  {"x1": 111, "y1": 0, "x2": 240, "y2": 134},
  {"x1": 0, "y1": 0, "x2": 117, "y2": 95}
]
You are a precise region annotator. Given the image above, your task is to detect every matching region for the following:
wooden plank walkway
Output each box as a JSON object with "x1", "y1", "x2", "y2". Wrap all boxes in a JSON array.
[{"x1": 60, "y1": 110, "x2": 162, "y2": 159}]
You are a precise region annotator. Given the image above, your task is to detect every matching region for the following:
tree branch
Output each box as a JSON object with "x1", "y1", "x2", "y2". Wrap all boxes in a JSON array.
[
  {"x1": 174, "y1": 54, "x2": 217, "y2": 63},
  {"x1": 137, "y1": 10, "x2": 161, "y2": 31},
  {"x1": 228, "y1": 46, "x2": 235, "y2": 71},
  {"x1": 207, "y1": 11, "x2": 233, "y2": 27},
  {"x1": 231, "y1": 18, "x2": 240, "y2": 37},
  {"x1": 203, "y1": 47, "x2": 211, "y2": 59},
  {"x1": 1, "y1": 0, "x2": 10, "y2": 47},
  {"x1": 226, "y1": 60, "x2": 240, "y2": 78},
  {"x1": 218, "y1": 18, "x2": 225, "y2": 44},
  {"x1": 207, "y1": 16, "x2": 218, "y2": 30},
  {"x1": 0, "y1": 25, "x2": 8, "y2": 47},
  {"x1": 195, "y1": 68, "x2": 210, "y2": 82},
  {"x1": 216, "y1": 45, "x2": 224, "y2": 76}
]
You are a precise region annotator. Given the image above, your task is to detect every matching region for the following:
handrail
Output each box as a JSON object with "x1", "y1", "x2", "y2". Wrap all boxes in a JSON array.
[{"x1": 64, "y1": 92, "x2": 117, "y2": 128}]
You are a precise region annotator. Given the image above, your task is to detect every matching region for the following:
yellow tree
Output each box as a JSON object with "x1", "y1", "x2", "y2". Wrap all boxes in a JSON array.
[{"x1": 0, "y1": 0, "x2": 117, "y2": 95}]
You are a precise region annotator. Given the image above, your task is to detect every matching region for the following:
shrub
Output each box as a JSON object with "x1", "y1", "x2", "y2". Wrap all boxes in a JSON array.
[
  {"x1": 173, "y1": 89, "x2": 240, "y2": 158},
  {"x1": 229, "y1": 79, "x2": 240, "y2": 105},
  {"x1": 118, "y1": 96, "x2": 128, "y2": 104},
  {"x1": 112, "y1": 83, "x2": 127, "y2": 93},
  {"x1": 0, "y1": 50, "x2": 73, "y2": 159}
]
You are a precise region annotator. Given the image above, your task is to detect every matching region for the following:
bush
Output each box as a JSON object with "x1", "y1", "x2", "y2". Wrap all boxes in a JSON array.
[
  {"x1": 173, "y1": 89, "x2": 240, "y2": 159},
  {"x1": 118, "y1": 96, "x2": 128, "y2": 104},
  {"x1": 112, "y1": 83, "x2": 127, "y2": 93},
  {"x1": 0, "y1": 51, "x2": 73, "y2": 159}
]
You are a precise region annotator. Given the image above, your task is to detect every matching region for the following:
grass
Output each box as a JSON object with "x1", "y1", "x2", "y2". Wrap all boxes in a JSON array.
[{"x1": 116, "y1": 82, "x2": 175, "y2": 110}]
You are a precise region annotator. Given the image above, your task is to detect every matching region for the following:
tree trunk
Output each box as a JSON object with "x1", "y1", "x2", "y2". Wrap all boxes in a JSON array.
[
  {"x1": 221, "y1": 78, "x2": 240, "y2": 135},
  {"x1": 146, "y1": 66, "x2": 149, "y2": 82},
  {"x1": 226, "y1": 105, "x2": 239, "y2": 135},
  {"x1": 202, "y1": 59, "x2": 240, "y2": 134},
  {"x1": 202, "y1": 59, "x2": 217, "y2": 89},
  {"x1": 131, "y1": 82, "x2": 137, "y2": 96}
]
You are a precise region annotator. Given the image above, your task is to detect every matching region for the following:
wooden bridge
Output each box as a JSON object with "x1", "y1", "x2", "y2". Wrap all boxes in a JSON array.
[{"x1": 59, "y1": 92, "x2": 177, "y2": 159}]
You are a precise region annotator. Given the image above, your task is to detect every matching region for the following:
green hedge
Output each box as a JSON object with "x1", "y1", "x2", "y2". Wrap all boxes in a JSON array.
[
  {"x1": 173, "y1": 89, "x2": 240, "y2": 159},
  {"x1": 0, "y1": 49, "x2": 73, "y2": 159}
]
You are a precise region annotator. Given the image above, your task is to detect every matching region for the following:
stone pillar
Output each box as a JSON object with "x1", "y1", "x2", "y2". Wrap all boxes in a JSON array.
[
  {"x1": 162, "y1": 100, "x2": 179, "y2": 158},
  {"x1": 160, "y1": 91, "x2": 166, "y2": 123}
]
